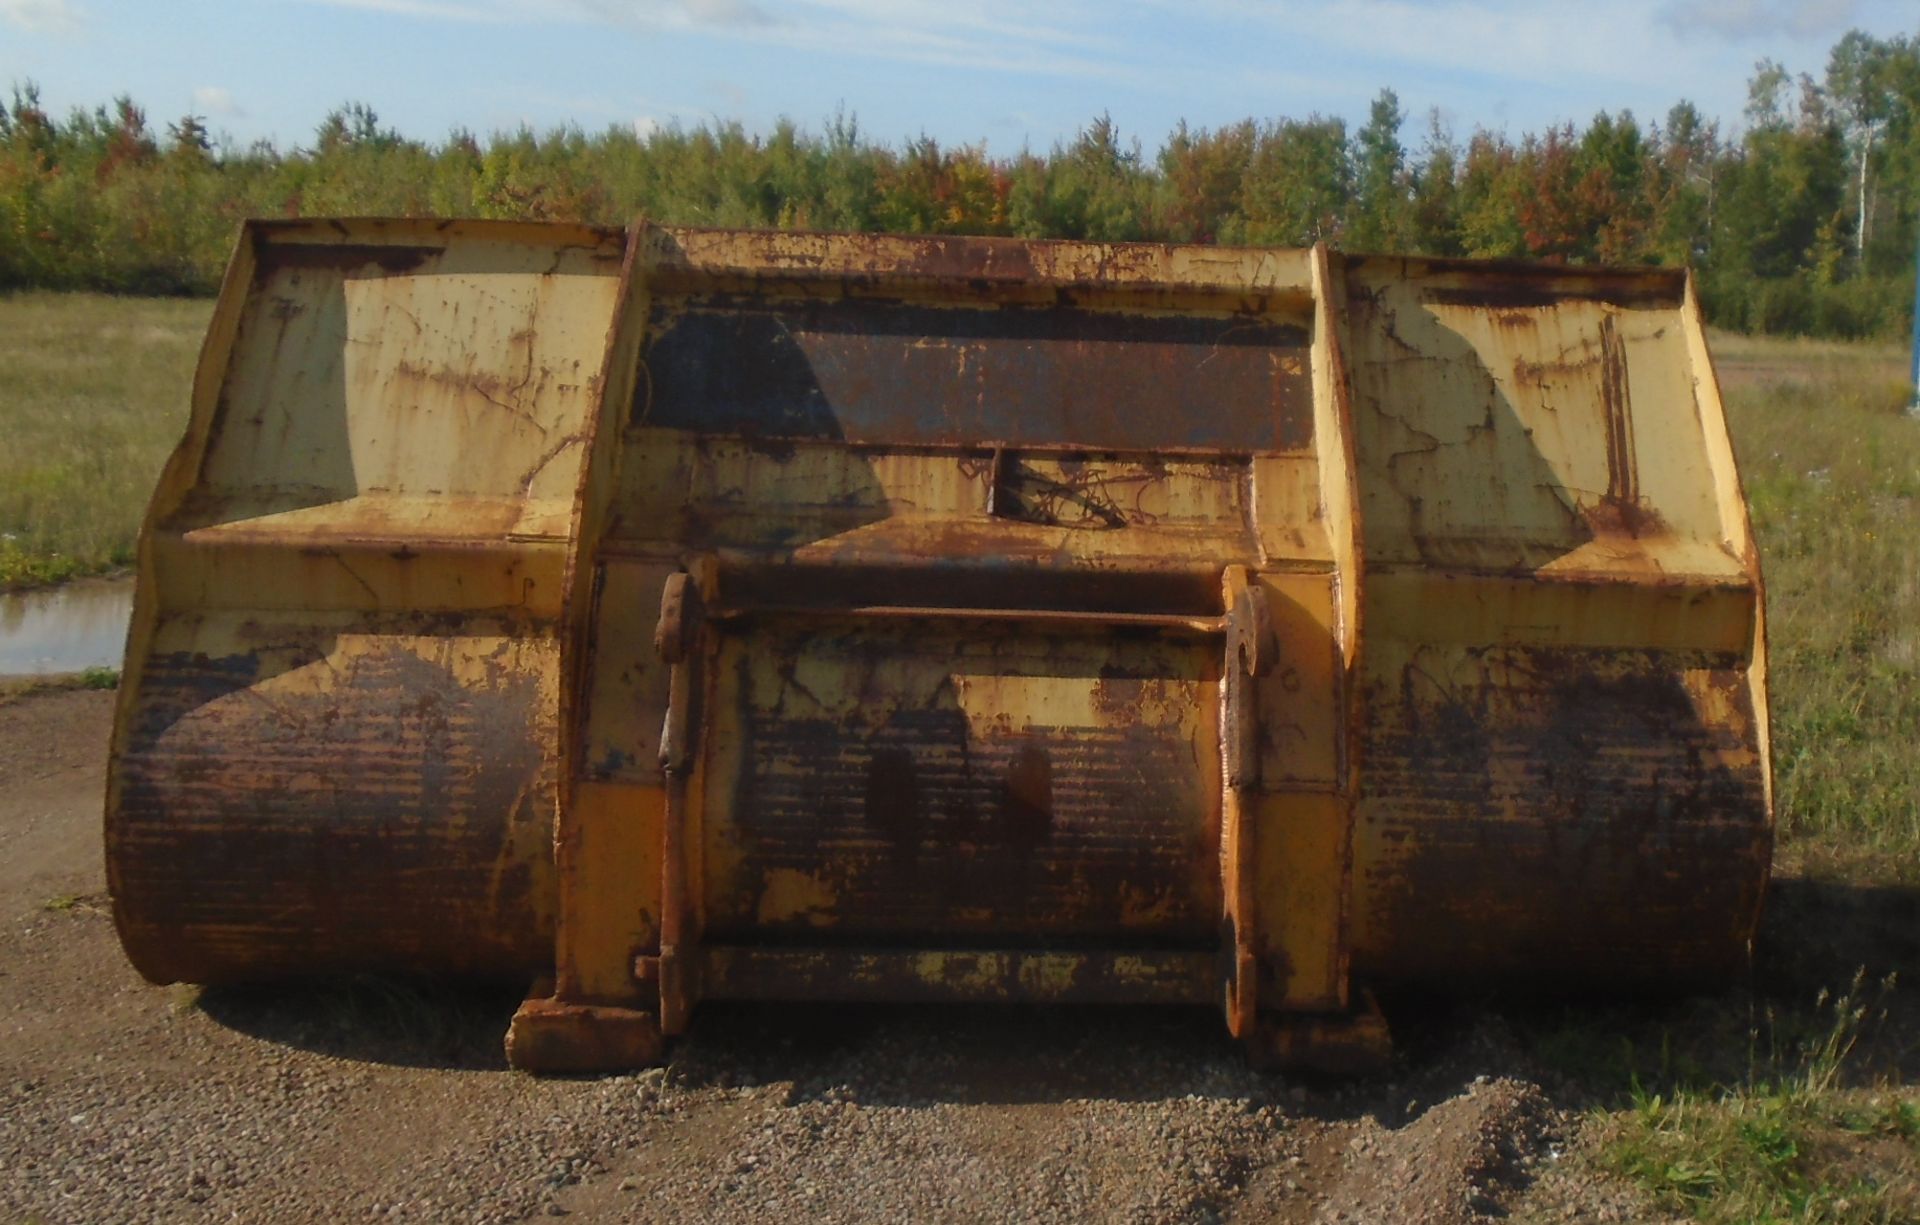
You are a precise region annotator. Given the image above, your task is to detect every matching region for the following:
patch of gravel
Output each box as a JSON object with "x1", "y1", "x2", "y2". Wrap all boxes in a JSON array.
[
  {"x1": 567, "y1": 1010, "x2": 1301, "y2": 1223},
  {"x1": 0, "y1": 989, "x2": 646, "y2": 1223},
  {"x1": 0, "y1": 933, "x2": 1612, "y2": 1225},
  {"x1": 1308, "y1": 1075, "x2": 1555, "y2": 1224}
]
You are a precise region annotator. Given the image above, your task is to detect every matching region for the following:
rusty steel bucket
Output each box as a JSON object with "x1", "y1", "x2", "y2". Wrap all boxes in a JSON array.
[{"x1": 104, "y1": 220, "x2": 1772, "y2": 1070}]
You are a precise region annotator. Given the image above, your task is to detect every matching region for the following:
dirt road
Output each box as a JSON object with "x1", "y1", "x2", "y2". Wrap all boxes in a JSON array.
[{"x1": 0, "y1": 688, "x2": 1647, "y2": 1224}]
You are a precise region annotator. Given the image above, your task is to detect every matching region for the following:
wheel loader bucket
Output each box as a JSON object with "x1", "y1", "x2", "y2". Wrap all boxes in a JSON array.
[{"x1": 105, "y1": 220, "x2": 1771, "y2": 1071}]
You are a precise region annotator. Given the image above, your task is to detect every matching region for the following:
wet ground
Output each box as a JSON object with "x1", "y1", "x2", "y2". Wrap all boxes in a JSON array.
[{"x1": 0, "y1": 578, "x2": 131, "y2": 677}]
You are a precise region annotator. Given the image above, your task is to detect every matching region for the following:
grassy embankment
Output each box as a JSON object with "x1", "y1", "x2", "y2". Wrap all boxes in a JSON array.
[
  {"x1": 1, "y1": 292, "x2": 1918, "y2": 1218},
  {"x1": 0, "y1": 292, "x2": 208, "y2": 589}
]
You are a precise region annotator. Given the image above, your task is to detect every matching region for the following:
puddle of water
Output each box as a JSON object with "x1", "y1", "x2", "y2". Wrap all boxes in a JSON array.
[{"x1": 0, "y1": 579, "x2": 135, "y2": 677}]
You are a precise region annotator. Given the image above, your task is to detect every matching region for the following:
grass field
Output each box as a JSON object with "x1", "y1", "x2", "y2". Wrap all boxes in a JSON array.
[
  {"x1": 1724, "y1": 349, "x2": 1920, "y2": 883},
  {"x1": 0, "y1": 293, "x2": 210, "y2": 589},
  {"x1": 1, "y1": 292, "x2": 1917, "y2": 1218}
]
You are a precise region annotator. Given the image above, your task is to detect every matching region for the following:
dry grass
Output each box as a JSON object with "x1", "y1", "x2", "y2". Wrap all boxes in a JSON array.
[
  {"x1": 0, "y1": 292, "x2": 209, "y2": 589},
  {"x1": 1709, "y1": 328, "x2": 1911, "y2": 368}
]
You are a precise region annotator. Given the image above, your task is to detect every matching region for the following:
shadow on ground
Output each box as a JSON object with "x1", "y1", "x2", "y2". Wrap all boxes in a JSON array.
[
  {"x1": 188, "y1": 871, "x2": 1920, "y2": 1117},
  {"x1": 195, "y1": 977, "x2": 525, "y2": 1072},
  {"x1": 1482, "y1": 871, "x2": 1920, "y2": 1105}
]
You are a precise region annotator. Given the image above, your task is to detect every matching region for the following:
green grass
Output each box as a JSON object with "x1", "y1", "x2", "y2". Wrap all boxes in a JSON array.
[
  {"x1": 1573, "y1": 973, "x2": 1920, "y2": 1224},
  {"x1": 1720, "y1": 341, "x2": 1920, "y2": 879},
  {"x1": 41, "y1": 892, "x2": 107, "y2": 915},
  {"x1": 0, "y1": 664, "x2": 120, "y2": 705},
  {"x1": 0, "y1": 292, "x2": 208, "y2": 589},
  {"x1": 1526, "y1": 986, "x2": 1920, "y2": 1223}
]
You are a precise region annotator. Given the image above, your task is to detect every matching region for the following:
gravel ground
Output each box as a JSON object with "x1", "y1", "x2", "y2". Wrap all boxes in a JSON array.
[{"x1": 0, "y1": 688, "x2": 1655, "y2": 1224}]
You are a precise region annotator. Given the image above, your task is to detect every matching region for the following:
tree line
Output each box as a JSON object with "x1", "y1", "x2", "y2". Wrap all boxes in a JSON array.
[{"x1": 2, "y1": 27, "x2": 1918, "y2": 338}]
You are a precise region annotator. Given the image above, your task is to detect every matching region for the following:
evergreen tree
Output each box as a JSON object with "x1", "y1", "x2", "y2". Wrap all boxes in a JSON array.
[{"x1": 1349, "y1": 89, "x2": 1408, "y2": 251}]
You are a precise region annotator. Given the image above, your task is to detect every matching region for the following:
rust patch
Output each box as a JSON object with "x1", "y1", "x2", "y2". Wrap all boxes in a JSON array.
[
  {"x1": 1587, "y1": 314, "x2": 1667, "y2": 539},
  {"x1": 699, "y1": 947, "x2": 1218, "y2": 1005},
  {"x1": 1352, "y1": 643, "x2": 1768, "y2": 990},
  {"x1": 719, "y1": 560, "x2": 1227, "y2": 619},
  {"x1": 637, "y1": 295, "x2": 1313, "y2": 453},
  {"x1": 109, "y1": 632, "x2": 557, "y2": 985},
  {"x1": 863, "y1": 746, "x2": 920, "y2": 847},
  {"x1": 507, "y1": 996, "x2": 663, "y2": 1072},
  {"x1": 999, "y1": 743, "x2": 1054, "y2": 844},
  {"x1": 262, "y1": 242, "x2": 443, "y2": 276},
  {"x1": 707, "y1": 622, "x2": 1222, "y2": 945},
  {"x1": 1421, "y1": 281, "x2": 1673, "y2": 310}
]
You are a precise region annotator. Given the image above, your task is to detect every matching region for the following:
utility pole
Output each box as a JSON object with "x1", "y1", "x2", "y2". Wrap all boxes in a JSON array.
[{"x1": 1912, "y1": 214, "x2": 1920, "y2": 412}]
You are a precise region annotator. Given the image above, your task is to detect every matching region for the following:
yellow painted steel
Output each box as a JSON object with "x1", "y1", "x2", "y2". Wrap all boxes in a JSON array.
[{"x1": 104, "y1": 221, "x2": 1771, "y2": 1071}]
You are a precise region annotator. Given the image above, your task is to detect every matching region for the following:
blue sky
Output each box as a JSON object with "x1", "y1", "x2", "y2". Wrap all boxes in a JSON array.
[{"x1": 3, "y1": 0, "x2": 1914, "y2": 154}]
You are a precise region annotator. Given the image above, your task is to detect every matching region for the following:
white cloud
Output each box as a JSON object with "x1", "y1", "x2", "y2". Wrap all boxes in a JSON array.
[
  {"x1": 1660, "y1": 0, "x2": 1857, "y2": 38},
  {"x1": 309, "y1": 0, "x2": 778, "y2": 25},
  {"x1": 288, "y1": 0, "x2": 1880, "y2": 115},
  {"x1": 0, "y1": 0, "x2": 82, "y2": 33},
  {"x1": 1213, "y1": 1, "x2": 1687, "y2": 94},
  {"x1": 662, "y1": 0, "x2": 775, "y2": 27},
  {"x1": 689, "y1": 0, "x2": 772, "y2": 23},
  {"x1": 632, "y1": 114, "x2": 661, "y2": 138},
  {"x1": 192, "y1": 86, "x2": 244, "y2": 117},
  {"x1": 298, "y1": 0, "x2": 512, "y2": 20},
  {"x1": 294, "y1": 0, "x2": 1128, "y2": 79}
]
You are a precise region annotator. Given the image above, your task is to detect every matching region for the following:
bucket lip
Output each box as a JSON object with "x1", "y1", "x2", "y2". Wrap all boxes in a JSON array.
[
  {"x1": 245, "y1": 214, "x2": 629, "y2": 248},
  {"x1": 1340, "y1": 246, "x2": 1686, "y2": 282},
  {"x1": 237, "y1": 216, "x2": 1686, "y2": 292},
  {"x1": 634, "y1": 222, "x2": 1319, "y2": 305}
]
